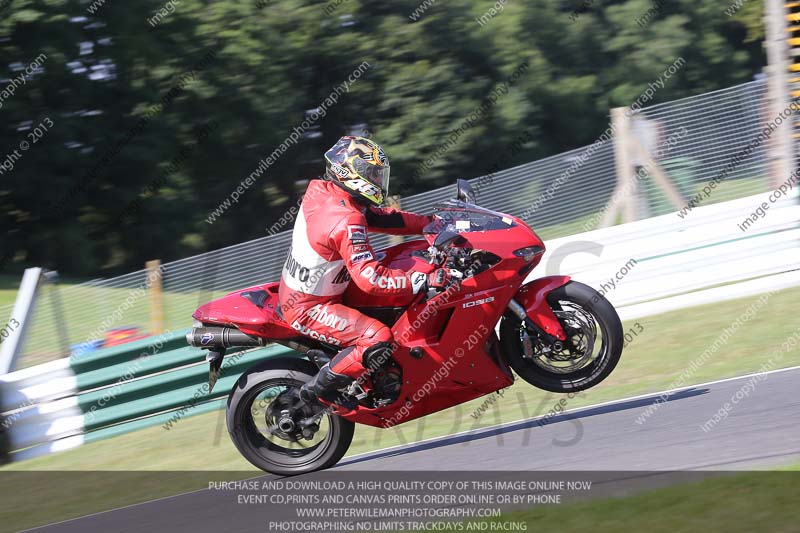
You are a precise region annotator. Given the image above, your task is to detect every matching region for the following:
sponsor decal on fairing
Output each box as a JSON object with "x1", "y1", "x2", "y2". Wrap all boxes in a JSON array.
[{"x1": 360, "y1": 265, "x2": 408, "y2": 290}]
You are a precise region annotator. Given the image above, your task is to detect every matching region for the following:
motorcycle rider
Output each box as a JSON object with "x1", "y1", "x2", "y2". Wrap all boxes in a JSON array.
[{"x1": 278, "y1": 136, "x2": 453, "y2": 408}]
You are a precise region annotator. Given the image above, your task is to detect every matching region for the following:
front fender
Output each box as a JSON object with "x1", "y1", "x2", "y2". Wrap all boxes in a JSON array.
[{"x1": 514, "y1": 275, "x2": 571, "y2": 340}]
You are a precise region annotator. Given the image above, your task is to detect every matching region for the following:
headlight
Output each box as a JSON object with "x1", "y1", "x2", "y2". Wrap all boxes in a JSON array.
[{"x1": 513, "y1": 246, "x2": 545, "y2": 262}]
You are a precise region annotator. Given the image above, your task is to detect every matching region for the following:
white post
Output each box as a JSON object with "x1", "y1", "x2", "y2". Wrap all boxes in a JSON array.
[
  {"x1": 0, "y1": 268, "x2": 43, "y2": 375},
  {"x1": 764, "y1": 0, "x2": 795, "y2": 188},
  {"x1": 601, "y1": 108, "x2": 635, "y2": 227}
]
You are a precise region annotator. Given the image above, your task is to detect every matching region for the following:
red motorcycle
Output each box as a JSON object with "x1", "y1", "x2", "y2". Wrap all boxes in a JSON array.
[{"x1": 188, "y1": 180, "x2": 623, "y2": 475}]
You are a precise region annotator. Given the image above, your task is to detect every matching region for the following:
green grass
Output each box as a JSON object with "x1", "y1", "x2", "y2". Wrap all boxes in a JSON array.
[
  {"x1": 693, "y1": 176, "x2": 770, "y2": 206},
  {"x1": 1, "y1": 286, "x2": 798, "y2": 531},
  {"x1": 469, "y1": 464, "x2": 800, "y2": 533},
  {"x1": 0, "y1": 275, "x2": 21, "y2": 308},
  {"x1": 534, "y1": 210, "x2": 603, "y2": 240}
]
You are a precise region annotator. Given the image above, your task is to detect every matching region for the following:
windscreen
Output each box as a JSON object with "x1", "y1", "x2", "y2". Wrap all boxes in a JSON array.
[{"x1": 424, "y1": 199, "x2": 517, "y2": 234}]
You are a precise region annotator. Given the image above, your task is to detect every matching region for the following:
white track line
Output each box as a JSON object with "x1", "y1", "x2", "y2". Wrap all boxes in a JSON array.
[{"x1": 21, "y1": 364, "x2": 800, "y2": 532}]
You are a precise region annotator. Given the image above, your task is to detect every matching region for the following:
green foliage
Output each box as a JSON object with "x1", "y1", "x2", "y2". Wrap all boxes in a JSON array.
[{"x1": 0, "y1": 0, "x2": 766, "y2": 275}]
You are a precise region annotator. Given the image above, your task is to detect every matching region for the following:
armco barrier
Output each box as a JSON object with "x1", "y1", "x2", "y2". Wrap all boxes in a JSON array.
[
  {"x1": 0, "y1": 386, "x2": 9, "y2": 465},
  {"x1": 0, "y1": 190, "x2": 798, "y2": 463},
  {"x1": 0, "y1": 330, "x2": 301, "y2": 462}
]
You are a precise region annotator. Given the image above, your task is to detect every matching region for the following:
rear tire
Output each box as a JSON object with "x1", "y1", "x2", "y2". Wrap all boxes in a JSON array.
[
  {"x1": 226, "y1": 358, "x2": 355, "y2": 476},
  {"x1": 501, "y1": 280, "x2": 623, "y2": 393}
]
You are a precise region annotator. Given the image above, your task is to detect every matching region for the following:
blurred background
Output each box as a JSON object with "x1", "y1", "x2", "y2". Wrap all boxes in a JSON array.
[{"x1": 0, "y1": 0, "x2": 766, "y2": 276}]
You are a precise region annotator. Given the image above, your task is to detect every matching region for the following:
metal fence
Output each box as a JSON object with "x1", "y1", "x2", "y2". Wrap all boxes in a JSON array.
[{"x1": 5, "y1": 78, "x2": 782, "y2": 368}]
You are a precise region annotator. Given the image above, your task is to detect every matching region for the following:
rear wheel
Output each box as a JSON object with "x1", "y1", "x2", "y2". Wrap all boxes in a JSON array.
[
  {"x1": 226, "y1": 359, "x2": 354, "y2": 476},
  {"x1": 501, "y1": 280, "x2": 623, "y2": 393}
]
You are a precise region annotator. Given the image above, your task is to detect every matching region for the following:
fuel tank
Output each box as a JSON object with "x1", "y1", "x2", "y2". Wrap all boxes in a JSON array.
[{"x1": 342, "y1": 240, "x2": 435, "y2": 309}]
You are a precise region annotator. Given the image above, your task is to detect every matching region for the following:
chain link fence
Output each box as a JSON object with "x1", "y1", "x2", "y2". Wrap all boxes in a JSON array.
[{"x1": 6, "y1": 78, "x2": 782, "y2": 368}]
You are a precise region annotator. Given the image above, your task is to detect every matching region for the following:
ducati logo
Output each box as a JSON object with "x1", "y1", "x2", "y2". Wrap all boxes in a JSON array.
[
  {"x1": 291, "y1": 320, "x2": 343, "y2": 346},
  {"x1": 361, "y1": 266, "x2": 408, "y2": 290}
]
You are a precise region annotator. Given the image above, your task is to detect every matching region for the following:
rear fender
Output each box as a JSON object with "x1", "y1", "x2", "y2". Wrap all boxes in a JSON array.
[
  {"x1": 230, "y1": 357, "x2": 317, "y2": 396},
  {"x1": 515, "y1": 276, "x2": 571, "y2": 340},
  {"x1": 192, "y1": 282, "x2": 296, "y2": 339}
]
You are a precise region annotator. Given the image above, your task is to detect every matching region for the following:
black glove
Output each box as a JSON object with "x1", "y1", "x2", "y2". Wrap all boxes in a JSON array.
[
  {"x1": 430, "y1": 268, "x2": 462, "y2": 293},
  {"x1": 412, "y1": 269, "x2": 460, "y2": 296},
  {"x1": 427, "y1": 268, "x2": 451, "y2": 290}
]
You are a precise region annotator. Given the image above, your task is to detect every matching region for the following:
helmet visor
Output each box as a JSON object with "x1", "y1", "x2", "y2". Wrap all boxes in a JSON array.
[{"x1": 353, "y1": 158, "x2": 390, "y2": 198}]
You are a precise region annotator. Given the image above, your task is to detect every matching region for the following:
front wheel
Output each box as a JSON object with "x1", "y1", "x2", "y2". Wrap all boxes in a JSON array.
[
  {"x1": 500, "y1": 280, "x2": 623, "y2": 393},
  {"x1": 226, "y1": 358, "x2": 354, "y2": 476}
]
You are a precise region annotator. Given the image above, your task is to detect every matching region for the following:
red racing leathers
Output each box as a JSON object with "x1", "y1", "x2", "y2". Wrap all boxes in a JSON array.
[{"x1": 278, "y1": 179, "x2": 432, "y2": 380}]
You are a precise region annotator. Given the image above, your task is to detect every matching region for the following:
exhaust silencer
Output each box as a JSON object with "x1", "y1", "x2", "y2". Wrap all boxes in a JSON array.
[{"x1": 186, "y1": 327, "x2": 266, "y2": 348}]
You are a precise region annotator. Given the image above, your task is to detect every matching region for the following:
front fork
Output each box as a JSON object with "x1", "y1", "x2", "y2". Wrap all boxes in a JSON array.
[{"x1": 507, "y1": 299, "x2": 566, "y2": 358}]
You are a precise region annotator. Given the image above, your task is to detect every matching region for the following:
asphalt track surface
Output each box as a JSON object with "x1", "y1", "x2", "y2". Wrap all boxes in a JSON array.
[{"x1": 25, "y1": 366, "x2": 800, "y2": 532}]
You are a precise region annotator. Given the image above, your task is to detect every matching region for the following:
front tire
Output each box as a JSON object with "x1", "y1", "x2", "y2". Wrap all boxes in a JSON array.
[
  {"x1": 226, "y1": 358, "x2": 355, "y2": 476},
  {"x1": 501, "y1": 280, "x2": 623, "y2": 393}
]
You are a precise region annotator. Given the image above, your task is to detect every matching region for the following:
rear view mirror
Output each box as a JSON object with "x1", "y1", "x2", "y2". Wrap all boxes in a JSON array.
[{"x1": 457, "y1": 179, "x2": 477, "y2": 204}]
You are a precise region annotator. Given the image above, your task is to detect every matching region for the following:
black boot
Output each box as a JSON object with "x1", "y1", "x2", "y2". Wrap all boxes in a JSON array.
[
  {"x1": 300, "y1": 363, "x2": 358, "y2": 410},
  {"x1": 306, "y1": 349, "x2": 332, "y2": 369}
]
